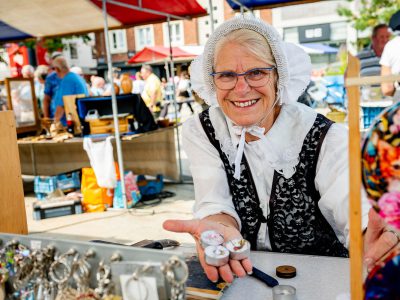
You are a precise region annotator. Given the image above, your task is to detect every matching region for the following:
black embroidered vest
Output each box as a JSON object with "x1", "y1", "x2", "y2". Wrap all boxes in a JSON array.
[{"x1": 199, "y1": 108, "x2": 349, "y2": 257}]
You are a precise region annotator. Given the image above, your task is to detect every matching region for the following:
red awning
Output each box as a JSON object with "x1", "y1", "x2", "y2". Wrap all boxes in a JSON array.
[
  {"x1": 128, "y1": 46, "x2": 199, "y2": 63},
  {"x1": 0, "y1": 0, "x2": 207, "y2": 39},
  {"x1": 89, "y1": 0, "x2": 207, "y2": 27}
]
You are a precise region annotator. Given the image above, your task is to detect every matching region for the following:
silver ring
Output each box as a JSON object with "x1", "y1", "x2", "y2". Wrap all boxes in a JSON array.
[
  {"x1": 124, "y1": 271, "x2": 149, "y2": 300},
  {"x1": 383, "y1": 228, "x2": 400, "y2": 244}
]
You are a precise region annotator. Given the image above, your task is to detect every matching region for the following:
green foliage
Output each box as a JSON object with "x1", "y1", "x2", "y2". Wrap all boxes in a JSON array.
[
  {"x1": 21, "y1": 34, "x2": 92, "y2": 54},
  {"x1": 337, "y1": 0, "x2": 400, "y2": 49},
  {"x1": 325, "y1": 48, "x2": 348, "y2": 75}
]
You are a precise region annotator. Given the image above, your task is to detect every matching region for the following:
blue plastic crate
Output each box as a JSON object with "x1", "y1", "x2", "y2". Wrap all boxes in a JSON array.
[
  {"x1": 34, "y1": 176, "x2": 57, "y2": 195},
  {"x1": 361, "y1": 106, "x2": 386, "y2": 129},
  {"x1": 57, "y1": 171, "x2": 80, "y2": 191}
]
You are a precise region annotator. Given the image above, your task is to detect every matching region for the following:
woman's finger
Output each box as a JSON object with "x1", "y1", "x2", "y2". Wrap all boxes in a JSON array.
[
  {"x1": 229, "y1": 260, "x2": 246, "y2": 277},
  {"x1": 163, "y1": 219, "x2": 200, "y2": 235},
  {"x1": 218, "y1": 263, "x2": 235, "y2": 283},
  {"x1": 240, "y1": 258, "x2": 253, "y2": 274},
  {"x1": 364, "y1": 230, "x2": 399, "y2": 271}
]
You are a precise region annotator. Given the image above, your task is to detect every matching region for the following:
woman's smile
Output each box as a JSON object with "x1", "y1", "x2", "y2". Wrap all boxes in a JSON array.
[{"x1": 230, "y1": 98, "x2": 260, "y2": 108}]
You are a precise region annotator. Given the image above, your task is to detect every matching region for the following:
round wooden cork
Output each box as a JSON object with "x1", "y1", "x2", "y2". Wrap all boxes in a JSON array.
[{"x1": 276, "y1": 265, "x2": 297, "y2": 278}]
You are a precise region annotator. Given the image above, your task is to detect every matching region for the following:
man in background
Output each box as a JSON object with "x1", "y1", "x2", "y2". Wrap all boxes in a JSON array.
[
  {"x1": 43, "y1": 52, "x2": 62, "y2": 118},
  {"x1": 357, "y1": 24, "x2": 391, "y2": 77},
  {"x1": 52, "y1": 56, "x2": 88, "y2": 125},
  {"x1": 140, "y1": 64, "x2": 162, "y2": 114},
  {"x1": 381, "y1": 10, "x2": 400, "y2": 100}
]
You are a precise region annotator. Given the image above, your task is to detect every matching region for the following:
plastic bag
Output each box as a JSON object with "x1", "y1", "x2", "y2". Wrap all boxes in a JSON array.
[{"x1": 83, "y1": 136, "x2": 117, "y2": 188}]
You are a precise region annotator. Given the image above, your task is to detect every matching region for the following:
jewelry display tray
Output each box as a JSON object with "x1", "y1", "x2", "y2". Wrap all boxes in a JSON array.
[{"x1": 0, "y1": 232, "x2": 186, "y2": 298}]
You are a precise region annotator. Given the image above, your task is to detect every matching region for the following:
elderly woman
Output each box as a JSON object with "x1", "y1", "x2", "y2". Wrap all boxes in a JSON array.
[{"x1": 164, "y1": 16, "x2": 398, "y2": 283}]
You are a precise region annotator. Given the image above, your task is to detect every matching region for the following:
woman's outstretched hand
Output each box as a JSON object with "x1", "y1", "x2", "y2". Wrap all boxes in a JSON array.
[{"x1": 163, "y1": 218, "x2": 253, "y2": 283}]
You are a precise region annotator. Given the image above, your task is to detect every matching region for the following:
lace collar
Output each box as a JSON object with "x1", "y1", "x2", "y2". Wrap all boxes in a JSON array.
[{"x1": 209, "y1": 102, "x2": 317, "y2": 179}]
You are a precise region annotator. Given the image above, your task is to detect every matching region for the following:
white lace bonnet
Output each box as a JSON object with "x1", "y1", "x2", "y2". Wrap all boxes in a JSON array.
[{"x1": 190, "y1": 15, "x2": 312, "y2": 106}]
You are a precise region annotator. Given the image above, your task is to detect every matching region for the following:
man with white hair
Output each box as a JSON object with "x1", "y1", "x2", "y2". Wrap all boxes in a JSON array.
[
  {"x1": 21, "y1": 65, "x2": 35, "y2": 79},
  {"x1": 52, "y1": 56, "x2": 88, "y2": 125}
]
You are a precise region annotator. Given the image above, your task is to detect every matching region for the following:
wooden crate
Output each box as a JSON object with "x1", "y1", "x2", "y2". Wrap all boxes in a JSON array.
[{"x1": 88, "y1": 117, "x2": 129, "y2": 134}]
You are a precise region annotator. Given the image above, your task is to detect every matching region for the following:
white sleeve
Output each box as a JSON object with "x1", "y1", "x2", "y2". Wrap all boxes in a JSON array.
[
  {"x1": 315, "y1": 123, "x2": 370, "y2": 248},
  {"x1": 182, "y1": 116, "x2": 242, "y2": 229},
  {"x1": 380, "y1": 41, "x2": 393, "y2": 67}
]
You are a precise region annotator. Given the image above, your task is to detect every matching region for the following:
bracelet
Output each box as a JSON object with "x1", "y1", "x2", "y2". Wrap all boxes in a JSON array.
[{"x1": 383, "y1": 228, "x2": 400, "y2": 244}]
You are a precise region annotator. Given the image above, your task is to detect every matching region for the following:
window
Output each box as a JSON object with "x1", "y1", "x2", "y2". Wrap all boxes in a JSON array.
[
  {"x1": 163, "y1": 21, "x2": 184, "y2": 47},
  {"x1": 69, "y1": 43, "x2": 78, "y2": 59},
  {"x1": 108, "y1": 29, "x2": 128, "y2": 54},
  {"x1": 135, "y1": 26, "x2": 154, "y2": 51}
]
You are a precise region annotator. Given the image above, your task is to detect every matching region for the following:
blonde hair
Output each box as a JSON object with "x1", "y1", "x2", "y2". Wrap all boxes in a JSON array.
[{"x1": 214, "y1": 29, "x2": 276, "y2": 68}]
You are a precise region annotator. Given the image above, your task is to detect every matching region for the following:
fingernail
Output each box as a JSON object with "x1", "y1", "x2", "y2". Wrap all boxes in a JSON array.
[
  {"x1": 212, "y1": 279, "x2": 218, "y2": 283},
  {"x1": 247, "y1": 271, "x2": 253, "y2": 275}
]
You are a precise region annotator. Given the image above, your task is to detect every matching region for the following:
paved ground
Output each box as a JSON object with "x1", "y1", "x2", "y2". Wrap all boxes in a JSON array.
[{"x1": 25, "y1": 183, "x2": 196, "y2": 246}]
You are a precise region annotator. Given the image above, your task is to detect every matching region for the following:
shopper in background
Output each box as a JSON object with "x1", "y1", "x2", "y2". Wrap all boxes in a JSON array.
[
  {"x1": 34, "y1": 65, "x2": 49, "y2": 114},
  {"x1": 381, "y1": 10, "x2": 400, "y2": 100},
  {"x1": 140, "y1": 64, "x2": 162, "y2": 114},
  {"x1": 357, "y1": 24, "x2": 391, "y2": 77},
  {"x1": 21, "y1": 65, "x2": 35, "y2": 79},
  {"x1": 43, "y1": 52, "x2": 63, "y2": 118},
  {"x1": 132, "y1": 72, "x2": 145, "y2": 94},
  {"x1": 52, "y1": 56, "x2": 88, "y2": 126}
]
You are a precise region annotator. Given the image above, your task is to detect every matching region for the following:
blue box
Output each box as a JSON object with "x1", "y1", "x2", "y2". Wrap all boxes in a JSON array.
[
  {"x1": 34, "y1": 176, "x2": 57, "y2": 195},
  {"x1": 56, "y1": 171, "x2": 80, "y2": 191}
]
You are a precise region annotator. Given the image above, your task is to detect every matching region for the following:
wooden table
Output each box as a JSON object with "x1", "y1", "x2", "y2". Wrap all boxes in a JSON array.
[
  {"x1": 18, "y1": 126, "x2": 179, "y2": 180},
  {"x1": 223, "y1": 251, "x2": 350, "y2": 300}
]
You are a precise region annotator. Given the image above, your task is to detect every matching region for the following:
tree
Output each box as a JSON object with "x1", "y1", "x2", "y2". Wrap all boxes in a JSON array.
[{"x1": 337, "y1": 0, "x2": 400, "y2": 48}]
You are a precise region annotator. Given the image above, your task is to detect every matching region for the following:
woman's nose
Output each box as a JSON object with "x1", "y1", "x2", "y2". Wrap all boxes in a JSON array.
[{"x1": 234, "y1": 75, "x2": 251, "y2": 94}]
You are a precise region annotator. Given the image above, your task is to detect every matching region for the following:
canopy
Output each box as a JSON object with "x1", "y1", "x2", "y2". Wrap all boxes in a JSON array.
[
  {"x1": 0, "y1": 21, "x2": 32, "y2": 42},
  {"x1": 0, "y1": 0, "x2": 207, "y2": 41},
  {"x1": 226, "y1": 0, "x2": 320, "y2": 10},
  {"x1": 128, "y1": 46, "x2": 203, "y2": 64}
]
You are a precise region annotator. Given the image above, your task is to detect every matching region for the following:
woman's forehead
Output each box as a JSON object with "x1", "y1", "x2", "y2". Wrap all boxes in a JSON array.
[{"x1": 214, "y1": 44, "x2": 271, "y2": 69}]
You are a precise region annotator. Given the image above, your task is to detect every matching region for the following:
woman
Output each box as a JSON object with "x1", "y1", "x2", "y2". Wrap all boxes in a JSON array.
[{"x1": 163, "y1": 16, "x2": 398, "y2": 283}]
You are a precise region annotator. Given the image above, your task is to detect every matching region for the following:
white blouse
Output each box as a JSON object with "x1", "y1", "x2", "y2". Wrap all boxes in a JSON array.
[{"x1": 182, "y1": 102, "x2": 370, "y2": 250}]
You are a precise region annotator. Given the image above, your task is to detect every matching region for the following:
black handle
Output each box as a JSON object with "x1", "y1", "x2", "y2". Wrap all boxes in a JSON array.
[{"x1": 250, "y1": 266, "x2": 279, "y2": 287}]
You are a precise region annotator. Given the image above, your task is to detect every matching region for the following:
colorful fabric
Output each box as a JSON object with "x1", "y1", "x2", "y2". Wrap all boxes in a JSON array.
[
  {"x1": 361, "y1": 101, "x2": 400, "y2": 230},
  {"x1": 365, "y1": 251, "x2": 400, "y2": 300}
]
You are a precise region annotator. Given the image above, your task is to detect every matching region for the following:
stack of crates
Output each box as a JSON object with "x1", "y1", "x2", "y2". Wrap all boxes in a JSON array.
[
  {"x1": 361, "y1": 106, "x2": 386, "y2": 129},
  {"x1": 34, "y1": 171, "x2": 80, "y2": 199}
]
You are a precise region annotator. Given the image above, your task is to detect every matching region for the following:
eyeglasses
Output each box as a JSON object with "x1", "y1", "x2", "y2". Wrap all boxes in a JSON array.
[{"x1": 210, "y1": 67, "x2": 276, "y2": 90}]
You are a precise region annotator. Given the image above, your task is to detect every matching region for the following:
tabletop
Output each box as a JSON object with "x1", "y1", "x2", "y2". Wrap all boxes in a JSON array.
[{"x1": 222, "y1": 251, "x2": 349, "y2": 300}]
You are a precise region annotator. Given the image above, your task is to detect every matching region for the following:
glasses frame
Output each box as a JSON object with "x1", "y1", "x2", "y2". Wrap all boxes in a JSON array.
[{"x1": 210, "y1": 67, "x2": 276, "y2": 90}]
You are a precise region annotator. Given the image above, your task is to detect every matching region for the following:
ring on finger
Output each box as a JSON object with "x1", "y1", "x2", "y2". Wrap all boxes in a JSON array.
[{"x1": 383, "y1": 228, "x2": 400, "y2": 244}]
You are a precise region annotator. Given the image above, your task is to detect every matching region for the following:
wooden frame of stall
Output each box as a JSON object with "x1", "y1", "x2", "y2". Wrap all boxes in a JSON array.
[{"x1": 346, "y1": 54, "x2": 400, "y2": 300}]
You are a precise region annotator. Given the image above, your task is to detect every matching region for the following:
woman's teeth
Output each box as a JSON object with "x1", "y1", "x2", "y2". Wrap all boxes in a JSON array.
[{"x1": 233, "y1": 99, "x2": 258, "y2": 107}]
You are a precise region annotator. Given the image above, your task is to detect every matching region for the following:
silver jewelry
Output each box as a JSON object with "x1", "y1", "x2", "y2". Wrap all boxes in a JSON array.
[
  {"x1": 200, "y1": 230, "x2": 224, "y2": 248},
  {"x1": 124, "y1": 265, "x2": 151, "y2": 300},
  {"x1": 225, "y1": 238, "x2": 251, "y2": 260},
  {"x1": 383, "y1": 228, "x2": 400, "y2": 244},
  {"x1": 161, "y1": 256, "x2": 188, "y2": 300}
]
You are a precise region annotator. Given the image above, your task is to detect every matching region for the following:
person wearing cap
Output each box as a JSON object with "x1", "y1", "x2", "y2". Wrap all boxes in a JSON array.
[
  {"x1": 43, "y1": 52, "x2": 63, "y2": 118},
  {"x1": 163, "y1": 16, "x2": 399, "y2": 283},
  {"x1": 381, "y1": 10, "x2": 400, "y2": 100}
]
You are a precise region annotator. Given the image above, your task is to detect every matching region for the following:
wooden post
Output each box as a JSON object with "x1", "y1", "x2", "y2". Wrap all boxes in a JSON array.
[
  {"x1": 0, "y1": 111, "x2": 28, "y2": 234},
  {"x1": 345, "y1": 54, "x2": 364, "y2": 300}
]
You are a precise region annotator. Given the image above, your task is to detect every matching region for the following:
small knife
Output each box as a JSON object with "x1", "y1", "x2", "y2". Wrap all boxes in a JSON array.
[{"x1": 250, "y1": 266, "x2": 279, "y2": 287}]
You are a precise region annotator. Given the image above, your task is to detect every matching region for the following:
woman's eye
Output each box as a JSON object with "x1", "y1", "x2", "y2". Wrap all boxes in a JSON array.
[
  {"x1": 247, "y1": 69, "x2": 265, "y2": 79},
  {"x1": 217, "y1": 73, "x2": 236, "y2": 80}
]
